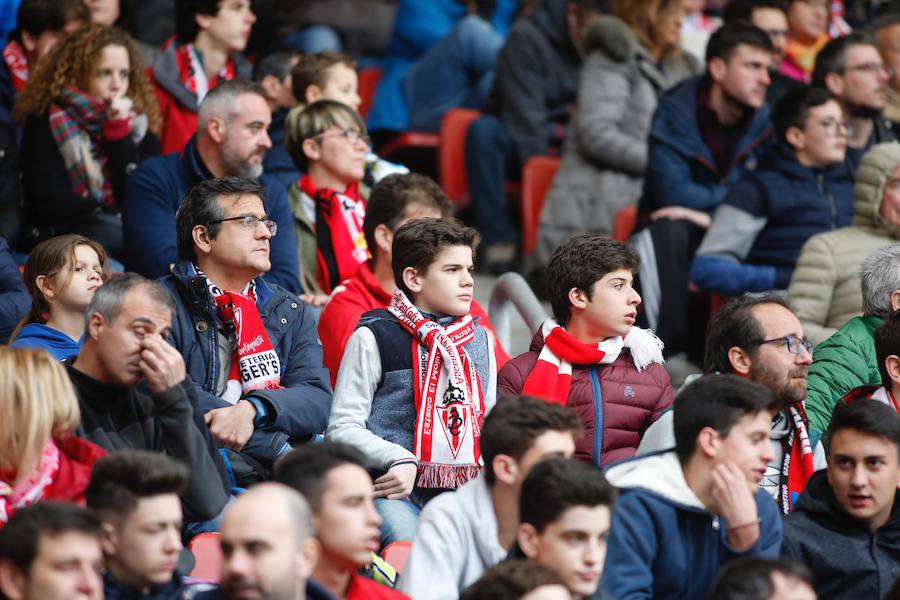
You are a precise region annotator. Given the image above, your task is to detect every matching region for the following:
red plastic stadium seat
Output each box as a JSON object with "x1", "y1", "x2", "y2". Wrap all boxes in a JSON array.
[
  {"x1": 380, "y1": 540, "x2": 412, "y2": 575},
  {"x1": 520, "y1": 156, "x2": 560, "y2": 256},
  {"x1": 188, "y1": 532, "x2": 222, "y2": 582},
  {"x1": 612, "y1": 205, "x2": 638, "y2": 242},
  {"x1": 357, "y1": 67, "x2": 383, "y2": 121},
  {"x1": 439, "y1": 108, "x2": 482, "y2": 206}
]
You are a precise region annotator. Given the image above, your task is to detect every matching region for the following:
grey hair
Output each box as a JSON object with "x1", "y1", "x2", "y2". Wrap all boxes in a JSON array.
[
  {"x1": 197, "y1": 79, "x2": 268, "y2": 131},
  {"x1": 84, "y1": 273, "x2": 175, "y2": 329},
  {"x1": 861, "y1": 243, "x2": 900, "y2": 318}
]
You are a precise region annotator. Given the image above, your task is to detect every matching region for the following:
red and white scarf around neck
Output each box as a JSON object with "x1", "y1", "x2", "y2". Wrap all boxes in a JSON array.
[
  {"x1": 780, "y1": 403, "x2": 816, "y2": 514},
  {"x1": 201, "y1": 270, "x2": 282, "y2": 404},
  {"x1": 176, "y1": 43, "x2": 237, "y2": 103},
  {"x1": 387, "y1": 290, "x2": 485, "y2": 489},
  {"x1": 0, "y1": 440, "x2": 59, "y2": 524}
]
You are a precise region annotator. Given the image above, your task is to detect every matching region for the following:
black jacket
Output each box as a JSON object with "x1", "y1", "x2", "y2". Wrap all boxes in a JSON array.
[{"x1": 782, "y1": 470, "x2": 900, "y2": 599}]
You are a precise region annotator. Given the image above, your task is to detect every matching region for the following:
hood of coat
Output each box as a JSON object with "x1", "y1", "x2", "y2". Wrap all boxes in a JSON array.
[
  {"x1": 605, "y1": 450, "x2": 708, "y2": 512},
  {"x1": 852, "y1": 142, "x2": 900, "y2": 238},
  {"x1": 584, "y1": 15, "x2": 638, "y2": 61},
  {"x1": 792, "y1": 469, "x2": 900, "y2": 535}
]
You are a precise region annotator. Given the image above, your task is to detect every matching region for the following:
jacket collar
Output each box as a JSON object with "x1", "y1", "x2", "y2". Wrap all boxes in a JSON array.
[
  {"x1": 605, "y1": 450, "x2": 708, "y2": 512},
  {"x1": 178, "y1": 135, "x2": 215, "y2": 186},
  {"x1": 760, "y1": 141, "x2": 853, "y2": 183},
  {"x1": 793, "y1": 469, "x2": 900, "y2": 535},
  {"x1": 171, "y1": 260, "x2": 274, "y2": 314}
]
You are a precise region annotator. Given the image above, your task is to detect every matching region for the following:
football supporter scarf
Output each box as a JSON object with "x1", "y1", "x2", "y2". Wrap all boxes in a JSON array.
[
  {"x1": 2, "y1": 40, "x2": 28, "y2": 92},
  {"x1": 0, "y1": 440, "x2": 59, "y2": 524},
  {"x1": 299, "y1": 174, "x2": 368, "y2": 294},
  {"x1": 200, "y1": 268, "x2": 282, "y2": 404},
  {"x1": 176, "y1": 43, "x2": 237, "y2": 104},
  {"x1": 387, "y1": 290, "x2": 485, "y2": 489},
  {"x1": 780, "y1": 403, "x2": 816, "y2": 514}
]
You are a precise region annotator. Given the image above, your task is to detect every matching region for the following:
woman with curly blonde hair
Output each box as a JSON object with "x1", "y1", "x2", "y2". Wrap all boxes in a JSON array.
[{"x1": 13, "y1": 23, "x2": 160, "y2": 260}]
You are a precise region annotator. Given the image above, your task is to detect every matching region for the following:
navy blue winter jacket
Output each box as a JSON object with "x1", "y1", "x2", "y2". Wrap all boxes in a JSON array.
[
  {"x1": 123, "y1": 136, "x2": 301, "y2": 293},
  {"x1": 262, "y1": 107, "x2": 299, "y2": 193},
  {"x1": 0, "y1": 237, "x2": 28, "y2": 343},
  {"x1": 160, "y1": 261, "x2": 331, "y2": 466},
  {"x1": 641, "y1": 76, "x2": 774, "y2": 215},
  {"x1": 692, "y1": 142, "x2": 854, "y2": 295}
]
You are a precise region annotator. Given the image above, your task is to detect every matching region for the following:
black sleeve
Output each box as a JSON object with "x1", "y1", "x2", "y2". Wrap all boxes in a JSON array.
[{"x1": 100, "y1": 128, "x2": 160, "y2": 207}]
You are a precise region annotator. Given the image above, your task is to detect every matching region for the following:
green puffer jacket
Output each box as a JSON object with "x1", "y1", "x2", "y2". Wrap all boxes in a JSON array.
[{"x1": 806, "y1": 315, "x2": 883, "y2": 434}]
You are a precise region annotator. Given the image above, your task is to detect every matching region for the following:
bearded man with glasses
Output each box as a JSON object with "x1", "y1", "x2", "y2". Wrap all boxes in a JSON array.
[
  {"x1": 638, "y1": 294, "x2": 827, "y2": 515},
  {"x1": 160, "y1": 175, "x2": 332, "y2": 486}
]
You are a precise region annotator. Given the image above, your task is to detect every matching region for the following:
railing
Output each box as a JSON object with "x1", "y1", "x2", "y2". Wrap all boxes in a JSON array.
[{"x1": 488, "y1": 272, "x2": 546, "y2": 354}]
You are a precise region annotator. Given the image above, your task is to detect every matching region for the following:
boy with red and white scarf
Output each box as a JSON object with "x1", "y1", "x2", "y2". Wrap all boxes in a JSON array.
[
  {"x1": 327, "y1": 218, "x2": 496, "y2": 547},
  {"x1": 499, "y1": 234, "x2": 674, "y2": 468}
]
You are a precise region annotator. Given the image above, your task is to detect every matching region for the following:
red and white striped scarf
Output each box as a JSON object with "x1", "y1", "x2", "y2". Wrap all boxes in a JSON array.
[
  {"x1": 780, "y1": 403, "x2": 816, "y2": 514},
  {"x1": 0, "y1": 440, "x2": 59, "y2": 524},
  {"x1": 387, "y1": 290, "x2": 485, "y2": 489},
  {"x1": 175, "y1": 43, "x2": 237, "y2": 104}
]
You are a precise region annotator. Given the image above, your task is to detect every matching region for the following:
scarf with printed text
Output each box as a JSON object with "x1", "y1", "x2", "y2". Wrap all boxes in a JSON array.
[
  {"x1": 780, "y1": 403, "x2": 816, "y2": 514},
  {"x1": 388, "y1": 290, "x2": 485, "y2": 489}
]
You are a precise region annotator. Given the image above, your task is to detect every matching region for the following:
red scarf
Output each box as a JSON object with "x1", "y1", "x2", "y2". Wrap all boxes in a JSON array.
[
  {"x1": 780, "y1": 403, "x2": 816, "y2": 514},
  {"x1": 388, "y1": 291, "x2": 485, "y2": 489},
  {"x1": 0, "y1": 440, "x2": 59, "y2": 524},
  {"x1": 175, "y1": 43, "x2": 237, "y2": 103},
  {"x1": 2, "y1": 40, "x2": 28, "y2": 92},
  {"x1": 203, "y1": 273, "x2": 282, "y2": 404},
  {"x1": 522, "y1": 319, "x2": 625, "y2": 404},
  {"x1": 299, "y1": 174, "x2": 368, "y2": 294}
]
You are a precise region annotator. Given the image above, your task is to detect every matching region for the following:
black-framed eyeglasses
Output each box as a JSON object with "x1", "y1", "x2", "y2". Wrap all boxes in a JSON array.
[
  {"x1": 757, "y1": 335, "x2": 812, "y2": 355},
  {"x1": 312, "y1": 128, "x2": 371, "y2": 148},
  {"x1": 208, "y1": 214, "x2": 277, "y2": 236},
  {"x1": 817, "y1": 117, "x2": 852, "y2": 137}
]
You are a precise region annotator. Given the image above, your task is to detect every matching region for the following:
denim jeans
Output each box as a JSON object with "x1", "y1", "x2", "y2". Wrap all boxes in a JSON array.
[
  {"x1": 374, "y1": 497, "x2": 421, "y2": 547},
  {"x1": 404, "y1": 15, "x2": 503, "y2": 132},
  {"x1": 465, "y1": 114, "x2": 521, "y2": 246}
]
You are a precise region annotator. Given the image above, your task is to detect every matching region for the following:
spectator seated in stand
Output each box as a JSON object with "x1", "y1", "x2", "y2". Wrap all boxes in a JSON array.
[
  {"x1": 13, "y1": 24, "x2": 160, "y2": 260},
  {"x1": 0, "y1": 347, "x2": 106, "y2": 524},
  {"x1": 327, "y1": 218, "x2": 496, "y2": 546},
  {"x1": 691, "y1": 86, "x2": 854, "y2": 297},
  {"x1": 602, "y1": 375, "x2": 783, "y2": 599},
  {"x1": 254, "y1": 51, "x2": 301, "y2": 192},
  {"x1": 461, "y1": 560, "x2": 571, "y2": 600},
  {"x1": 150, "y1": 0, "x2": 256, "y2": 154},
  {"x1": 0, "y1": 237, "x2": 30, "y2": 344},
  {"x1": 124, "y1": 79, "x2": 301, "y2": 294},
  {"x1": 843, "y1": 309, "x2": 900, "y2": 410},
  {"x1": 781, "y1": 0, "x2": 830, "y2": 83},
  {"x1": 782, "y1": 400, "x2": 900, "y2": 598},
  {"x1": 499, "y1": 234, "x2": 673, "y2": 468},
  {"x1": 872, "y1": 14, "x2": 900, "y2": 128},
  {"x1": 707, "y1": 557, "x2": 816, "y2": 600},
  {"x1": 788, "y1": 143, "x2": 900, "y2": 346},
  {"x1": 10, "y1": 235, "x2": 109, "y2": 360}
]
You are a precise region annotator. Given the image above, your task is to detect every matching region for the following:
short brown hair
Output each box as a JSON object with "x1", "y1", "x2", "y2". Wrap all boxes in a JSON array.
[
  {"x1": 391, "y1": 218, "x2": 479, "y2": 298},
  {"x1": 86, "y1": 450, "x2": 188, "y2": 518},
  {"x1": 364, "y1": 173, "x2": 454, "y2": 253},
  {"x1": 291, "y1": 50, "x2": 357, "y2": 105},
  {"x1": 461, "y1": 560, "x2": 565, "y2": 600}
]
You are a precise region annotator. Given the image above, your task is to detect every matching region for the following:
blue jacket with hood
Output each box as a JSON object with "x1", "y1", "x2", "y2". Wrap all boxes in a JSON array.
[
  {"x1": 10, "y1": 323, "x2": 82, "y2": 360},
  {"x1": 602, "y1": 451, "x2": 782, "y2": 600}
]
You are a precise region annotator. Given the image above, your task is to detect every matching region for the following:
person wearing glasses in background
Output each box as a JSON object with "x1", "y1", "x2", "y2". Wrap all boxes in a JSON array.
[
  {"x1": 812, "y1": 31, "x2": 897, "y2": 172},
  {"x1": 638, "y1": 294, "x2": 827, "y2": 515},
  {"x1": 160, "y1": 176, "x2": 331, "y2": 486},
  {"x1": 690, "y1": 86, "x2": 854, "y2": 299}
]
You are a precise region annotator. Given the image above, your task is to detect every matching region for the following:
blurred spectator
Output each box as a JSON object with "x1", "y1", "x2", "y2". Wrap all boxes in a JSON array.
[
  {"x1": 284, "y1": 100, "x2": 369, "y2": 299},
  {"x1": 461, "y1": 561, "x2": 571, "y2": 600},
  {"x1": 603, "y1": 375, "x2": 782, "y2": 599},
  {"x1": 0, "y1": 236, "x2": 29, "y2": 344},
  {"x1": 68, "y1": 273, "x2": 231, "y2": 523},
  {"x1": 163, "y1": 177, "x2": 331, "y2": 483},
  {"x1": 83, "y1": 0, "x2": 163, "y2": 65},
  {"x1": 150, "y1": 0, "x2": 255, "y2": 154},
  {"x1": 10, "y1": 235, "x2": 109, "y2": 360},
  {"x1": 367, "y1": 0, "x2": 519, "y2": 134},
  {"x1": 812, "y1": 31, "x2": 896, "y2": 170},
  {"x1": 722, "y1": 0, "x2": 805, "y2": 106},
  {"x1": 0, "y1": 0, "x2": 88, "y2": 126},
  {"x1": 255, "y1": 51, "x2": 300, "y2": 191},
  {"x1": 680, "y1": 0, "x2": 721, "y2": 62},
  {"x1": 536, "y1": 0, "x2": 700, "y2": 272},
  {"x1": 805, "y1": 243, "x2": 900, "y2": 433},
  {"x1": 707, "y1": 557, "x2": 816, "y2": 600},
  {"x1": 692, "y1": 87, "x2": 854, "y2": 296},
  {"x1": 124, "y1": 80, "x2": 301, "y2": 294},
  {"x1": 0, "y1": 348, "x2": 106, "y2": 523},
  {"x1": 788, "y1": 143, "x2": 900, "y2": 346},
  {"x1": 631, "y1": 21, "x2": 774, "y2": 361},
  {"x1": 782, "y1": 0, "x2": 830, "y2": 82},
  {"x1": 0, "y1": 502, "x2": 104, "y2": 600},
  {"x1": 86, "y1": 451, "x2": 189, "y2": 599},
  {"x1": 871, "y1": 14, "x2": 900, "y2": 128},
  {"x1": 782, "y1": 400, "x2": 900, "y2": 598},
  {"x1": 466, "y1": 0, "x2": 604, "y2": 273},
  {"x1": 276, "y1": 0, "x2": 397, "y2": 57},
  {"x1": 13, "y1": 24, "x2": 160, "y2": 260},
  {"x1": 842, "y1": 310, "x2": 900, "y2": 409},
  {"x1": 0, "y1": 115, "x2": 19, "y2": 245}
]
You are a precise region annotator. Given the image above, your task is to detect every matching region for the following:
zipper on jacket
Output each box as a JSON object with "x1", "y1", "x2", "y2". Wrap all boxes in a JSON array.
[{"x1": 589, "y1": 368, "x2": 603, "y2": 467}]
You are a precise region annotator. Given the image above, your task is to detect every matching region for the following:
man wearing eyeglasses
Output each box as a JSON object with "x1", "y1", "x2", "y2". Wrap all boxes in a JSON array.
[
  {"x1": 812, "y1": 31, "x2": 896, "y2": 171},
  {"x1": 691, "y1": 86, "x2": 854, "y2": 298},
  {"x1": 638, "y1": 294, "x2": 827, "y2": 515},
  {"x1": 160, "y1": 176, "x2": 332, "y2": 485}
]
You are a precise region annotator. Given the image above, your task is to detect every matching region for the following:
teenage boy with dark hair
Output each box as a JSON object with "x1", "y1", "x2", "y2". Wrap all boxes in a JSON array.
[
  {"x1": 499, "y1": 234, "x2": 672, "y2": 468},
  {"x1": 318, "y1": 173, "x2": 507, "y2": 386},
  {"x1": 514, "y1": 457, "x2": 617, "y2": 600},
  {"x1": 0, "y1": 502, "x2": 104, "y2": 600},
  {"x1": 327, "y1": 217, "x2": 497, "y2": 545},
  {"x1": 782, "y1": 400, "x2": 900, "y2": 598},
  {"x1": 401, "y1": 396, "x2": 581, "y2": 599},
  {"x1": 691, "y1": 86, "x2": 854, "y2": 296},
  {"x1": 150, "y1": 0, "x2": 257, "y2": 153},
  {"x1": 274, "y1": 441, "x2": 408, "y2": 599},
  {"x1": 602, "y1": 374, "x2": 783, "y2": 599},
  {"x1": 461, "y1": 560, "x2": 570, "y2": 600},
  {"x1": 86, "y1": 450, "x2": 188, "y2": 599},
  {"x1": 707, "y1": 557, "x2": 816, "y2": 600},
  {"x1": 843, "y1": 309, "x2": 900, "y2": 411}
]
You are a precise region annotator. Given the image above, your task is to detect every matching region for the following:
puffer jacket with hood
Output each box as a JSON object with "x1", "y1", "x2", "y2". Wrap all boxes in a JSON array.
[
  {"x1": 788, "y1": 142, "x2": 900, "y2": 346},
  {"x1": 602, "y1": 451, "x2": 782, "y2": 600},
  {"x1": 535, "y1": 16, "x2": 699, "y2": 268},
  {"x1": 783, "y1": 470, "x2": 900, "y2": 599}
]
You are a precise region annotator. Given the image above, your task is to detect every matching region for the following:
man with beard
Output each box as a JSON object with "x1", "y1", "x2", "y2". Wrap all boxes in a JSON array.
[
  {"x1": 123, "y1": 79, "x2": 301, "y2": 293},
  {"x1": 638, "y1": 294, "x2": 827, "y2": 514},
  {"x1": 812, "y1": 31, "x2": 896, "y2": 172}
]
